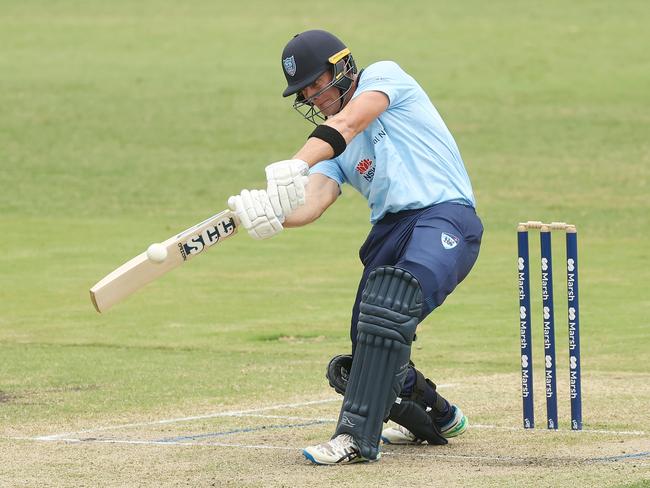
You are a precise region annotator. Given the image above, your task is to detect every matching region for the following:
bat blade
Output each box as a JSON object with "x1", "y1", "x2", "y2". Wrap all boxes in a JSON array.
[{"x1": 90, "y1": 209, "x2": 239, "y2": 313}]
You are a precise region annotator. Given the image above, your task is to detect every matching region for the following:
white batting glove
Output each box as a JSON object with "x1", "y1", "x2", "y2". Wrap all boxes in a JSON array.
[
  {"x1": 265, "y1": 159, "x2": 309, "y2": 217},
  {"x1": 228, "y1": 189, "x2": 283, "y2": 240}
]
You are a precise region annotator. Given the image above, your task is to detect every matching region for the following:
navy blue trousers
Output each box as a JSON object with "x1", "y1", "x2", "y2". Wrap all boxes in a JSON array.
[{"x1": 350, "y1": 202, "x2": 483, "y2": 350}]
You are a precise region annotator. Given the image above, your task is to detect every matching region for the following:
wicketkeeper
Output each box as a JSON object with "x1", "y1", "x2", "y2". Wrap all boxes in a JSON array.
[{"x1": 228, "y1": 29, "x2": 483, "y2": 465}]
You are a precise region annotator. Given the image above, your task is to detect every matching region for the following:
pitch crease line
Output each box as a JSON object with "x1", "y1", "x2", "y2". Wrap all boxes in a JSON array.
[
  {"x1": 34, "y1": 397, "x2": 340, "y2": 441},
  {"x1": 593, "y1": 451, "x2": 650, "y2": 462},
  {"x1": 15, "y1": 436, "x2": 647, "y2": 464},
  {"x1": 154, "y1": 420, "x2": 330, "y2": 443},
  {"x1": 33, "y1": 384, "x2": 458, "y2": 441}
]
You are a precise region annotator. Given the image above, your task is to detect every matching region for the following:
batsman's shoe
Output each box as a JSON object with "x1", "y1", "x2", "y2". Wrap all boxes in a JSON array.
[
  {"x1": 381, "y1": 405, "x2": 468, "y2": 445},
  {"x1": 303, "y1": 434, "x2": 379, "y2": 465},
  {"x1": 439, "y1": 405, "x2": 468, "y2": 438}
]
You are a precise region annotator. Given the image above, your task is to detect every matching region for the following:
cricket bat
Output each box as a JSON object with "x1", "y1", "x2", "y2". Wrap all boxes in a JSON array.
[{"x1": 90, "y1": 209, "x2": 239, "y2": 313}]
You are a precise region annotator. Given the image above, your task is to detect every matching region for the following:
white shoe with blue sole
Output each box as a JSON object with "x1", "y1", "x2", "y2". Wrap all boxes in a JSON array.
[{"x1": 303, "y1": 433, "x2": 380, "y2": 465}]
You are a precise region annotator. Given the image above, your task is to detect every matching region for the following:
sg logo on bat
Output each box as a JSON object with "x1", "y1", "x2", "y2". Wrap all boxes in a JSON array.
[{"x1": 178, "y1": 217, "x2": 237, "y2": 260}]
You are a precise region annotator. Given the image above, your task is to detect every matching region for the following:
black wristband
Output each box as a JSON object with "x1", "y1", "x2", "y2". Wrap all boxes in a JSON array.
[{"x1": 308, "y1": 124, "x2": 347, "y2": 158}]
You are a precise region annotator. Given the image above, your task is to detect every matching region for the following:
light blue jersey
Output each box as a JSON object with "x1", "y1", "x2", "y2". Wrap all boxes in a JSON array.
[{"x1": 311, "y1": 61, "x2": 476, "y2": 223}]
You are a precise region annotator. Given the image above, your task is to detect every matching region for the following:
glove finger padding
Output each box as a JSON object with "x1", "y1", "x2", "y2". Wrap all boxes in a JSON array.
[
  {"x1": 228, "y1": 189, "x2": 283, "y2": 240},
  {"x1": 277, "y1": 185, "x2": 292, "y2": 216},
  {"x1": 326, "y1": 354, "x2": 352, "y2": 396},
  {"x1": 295, "y1": 174, "x2": 308, "y2": 205},
  {"x1": 241, "y1": 190, "x2": 262, "y2": 222},
  {"x1": 227, "y1": 195, "x2": 250, "y2": 229},
  {"x1": 266, "y1": 183, "x2": 282, "y2": 220},
  {"x1": 265, "y1": 159, "x2": 309, "y2": 217}
]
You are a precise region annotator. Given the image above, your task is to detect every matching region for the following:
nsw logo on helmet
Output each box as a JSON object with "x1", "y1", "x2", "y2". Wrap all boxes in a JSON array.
[{"x1": 283, "y1": 55, "x2": 296, "y2": 77}]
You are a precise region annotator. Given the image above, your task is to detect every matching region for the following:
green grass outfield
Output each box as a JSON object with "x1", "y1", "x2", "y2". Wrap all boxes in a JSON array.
[{"x1": 1, "y1": 1, "x2": 649, "y2": 486}]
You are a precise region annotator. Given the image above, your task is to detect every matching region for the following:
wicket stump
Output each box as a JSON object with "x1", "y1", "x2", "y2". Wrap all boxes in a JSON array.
[{"x1": 517, "y1": 221, "x2": 582, "y2": 430}]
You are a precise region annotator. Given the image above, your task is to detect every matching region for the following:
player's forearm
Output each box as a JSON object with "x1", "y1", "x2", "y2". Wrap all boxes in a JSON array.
[
  {"x1": 284, "y1": 186, "x2": 335, "y2": 226},
  {"x1": 284, "y1": 173, "x2": 339, "y2": 227},
  {"x1": 292, "y1": 136, "x2": 336, "y2": 167},
  {"x1": 283, "y1": 201, "x2": 324, "y2": 227}
]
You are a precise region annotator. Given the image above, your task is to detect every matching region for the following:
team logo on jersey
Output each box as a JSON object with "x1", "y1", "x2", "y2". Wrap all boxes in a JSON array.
[
  {"x1": 355, "y1": 158, "x2": 375, "y2": 182},
  {"x1": 283, "y1": 55, "x2": 296, "y2": 77},
  {"x1": 441, "y1": 232, "x2": 460, "y2": 249}
]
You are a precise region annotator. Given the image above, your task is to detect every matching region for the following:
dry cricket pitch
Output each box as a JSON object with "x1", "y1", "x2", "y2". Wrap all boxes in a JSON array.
[{"x1": 2, "y1": 373, "x2": 649, "y2": 487}]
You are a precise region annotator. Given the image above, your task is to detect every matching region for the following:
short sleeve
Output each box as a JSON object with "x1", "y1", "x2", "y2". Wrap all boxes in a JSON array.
[
  {"x1": 353, "y1": 61, "x2": 414, "y2": 108},
  {"x1": 310, "y1": 158, "x2": 346, "y2": 187}
]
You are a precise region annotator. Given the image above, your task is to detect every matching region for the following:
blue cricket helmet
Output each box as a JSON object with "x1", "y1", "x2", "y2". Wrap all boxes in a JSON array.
[{"x1": 281, "y1": 29, "x2": 356, "y2": 98}]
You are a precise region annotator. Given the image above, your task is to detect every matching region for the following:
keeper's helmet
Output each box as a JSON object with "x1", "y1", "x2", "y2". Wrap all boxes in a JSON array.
[{"x1": 281, "y1": 29, "x2": 357, "y2": 124}]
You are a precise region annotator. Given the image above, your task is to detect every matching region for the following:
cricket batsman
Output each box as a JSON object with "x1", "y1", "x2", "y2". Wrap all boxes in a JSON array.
[{"x1": 228, "y1": 29, "x2": 483, "y2": 464}]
